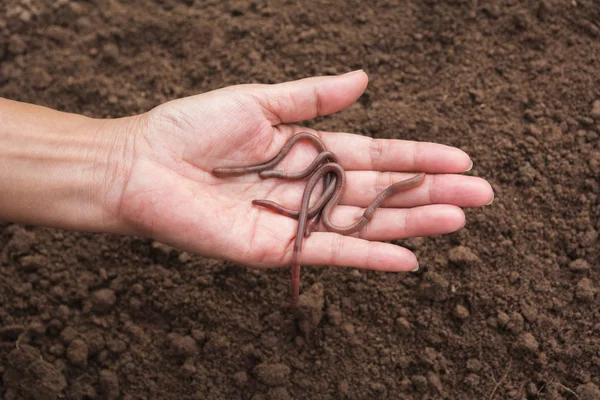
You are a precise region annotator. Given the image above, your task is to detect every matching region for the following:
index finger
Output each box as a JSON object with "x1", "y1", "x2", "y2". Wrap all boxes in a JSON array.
[{"x1": 282, "y1": 126, "x2": 472, "y2": 174}]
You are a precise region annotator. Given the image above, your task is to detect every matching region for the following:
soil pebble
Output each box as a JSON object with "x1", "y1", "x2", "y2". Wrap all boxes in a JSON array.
[
  {"x1": 0, "y1": 324, "x2": 25, "y2": 340},
  {"x1": 448, "y1": 246, "x2": 480, "y2": 265},
  {"x1": 411, "y1": 375, "x2": 428, "y2": 392},
  {"x1": 295, "y1": 283, "x2": 325, "y2": 335},
  {"x1": 4, "y1": 345, "x2": 67, "y2": 399},
  {"x1": 396, "y1": 317, "x2": 412, "y2": 335},
  {"x1": 102, "y1": 43, "x2": 120, "y2": 63},
  {"x1": 569, "y1": 258, "x2": 591, "y2": 272},
  {"x1": 68, "y1": 381, "x2": 97, "y2": 400},
  {"x1": 233, "y1": 371, "x2": 248, "y2": 387},
  {"x1": 7, "y1": 35, "x2": 26, "y2": 55},
  {"x1": 325, "y1": 304, "x2": 342, "y2": 326},
  {"x1": 268, "y1": 387, "x2": 291, "y2": 400},
  {"x1": 591, "y1": 100, "x2": 600, "y2": 120},
  {"x1": 514, "y1": 332, "x2": 539, "y2": 354},
  {"x1": 91, "y1": 288, "x2": 117, "y2": 312},
  {"x1": 575, "y1": 278, "x2": 597, "y2": 302},
  {"x1": 419, "y1": 271, "x2": 450, "y2": 301},
  {"x1": 466, "y1": 359, "x2": 482, "y2": 372},
  {"x1": 454, "y1": 305, "x2": 470, "y2": 320},
  {"x1": 576, "y1": 382, "x2": 600, "y2": 400},
  {"x1": 254, "y1": 363, "x2": 291, "y2": 386},
  {"x1": 18, "y1": 254, "x2": 46, "y2": 272},
  {"x1": 168, "y1": 333, "x2": 198, "y2": 357},
  {"x1": 67, "y1": 339, "x2": 89, "y2": 367},
  {"x1": 60, "y1": 327, "x2": 78, "y2": 344},
  {"x1": 99, "y1": 369, "x2": 120, "y2": 400},
  {"x1": 506, "y1": 312, "x2": 525, "y2": 334}
]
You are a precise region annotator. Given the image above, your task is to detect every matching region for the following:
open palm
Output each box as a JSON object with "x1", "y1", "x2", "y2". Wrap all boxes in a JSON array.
[{"x1": 117, "y1": 72, "x2": 493, "y2": 270}]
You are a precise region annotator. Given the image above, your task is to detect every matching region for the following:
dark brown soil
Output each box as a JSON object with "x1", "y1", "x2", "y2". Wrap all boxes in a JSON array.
[{"x1": 1, "y1": 0, "x2": 599, "y2": 399}]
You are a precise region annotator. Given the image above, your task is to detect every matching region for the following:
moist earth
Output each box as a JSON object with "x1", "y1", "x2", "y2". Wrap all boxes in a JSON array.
[{"x1": 1, "y1": 0, "x2": 600, "y2": 399}]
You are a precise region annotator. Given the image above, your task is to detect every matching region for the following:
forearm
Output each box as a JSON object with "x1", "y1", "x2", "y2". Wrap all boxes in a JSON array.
[{"x1": 0, "y1": 98, "x2": 136, "y2": 234}]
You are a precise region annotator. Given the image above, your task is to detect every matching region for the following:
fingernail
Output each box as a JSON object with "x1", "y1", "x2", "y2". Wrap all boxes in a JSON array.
[
  {"x1": 465, "y1": 160, "x2": 473, "y2": 172},
  {"x1": 411, "y1": 262, "x2": 419, "y2": 272},
  {"x1": 343, "y1": 69, "x2": 364, "y2": 76},
  {"x1": 486, "y1": 193, "x2": 495, "y2": 205}
]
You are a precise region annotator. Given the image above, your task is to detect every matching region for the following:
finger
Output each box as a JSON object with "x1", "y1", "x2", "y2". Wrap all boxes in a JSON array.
[
  {"x1": 341, "y1": 172, "x2": 494, "y2": 208},
  {"x1": 281, "y1": 125, "x2": 472, "y2": 173},
  {"x1": 300, "y1": 232, "x2": 418, "y2": 271},
  {"x1": 263, "y1": 173, "x2": 493, "y2": 209},
  {"x1": 322, "y1": 204, "x2": 465, "y2": 241},
  {"x1": 240, "y1": 71, "x2": 369, "y2": 124}
]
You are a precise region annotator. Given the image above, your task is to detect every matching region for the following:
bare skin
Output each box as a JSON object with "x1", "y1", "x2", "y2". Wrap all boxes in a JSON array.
[{"x1": 0, "y1": 71, "x2": 494, "y2": 278}]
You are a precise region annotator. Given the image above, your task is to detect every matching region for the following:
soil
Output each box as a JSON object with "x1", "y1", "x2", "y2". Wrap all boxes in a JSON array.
[{"x1": 1, "y1": 0, "x2": 599, "y2": 399}]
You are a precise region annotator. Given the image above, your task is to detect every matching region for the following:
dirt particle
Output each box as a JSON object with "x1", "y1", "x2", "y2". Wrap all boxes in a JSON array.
[
  {"x1": 233, "y1": 371, "x2": 248, "y2": 387},
  {"x1": 191, "y1": 329, "x2": 206, "y2": 344},
  {"x1": 102, "y1": 43, "x2": 120, "y2": 63},
  {"x1": 5, "y1": 345, "x2": 67, "y2": 400},
  {"x1": 576, "y1": 382, "x2": 600, "y2": 400},
  {"x1": 454, "y1": 304, "x2": 470, "y2": 320},
  {"x1": 67, "y1": 338, "x2": 88, "y2": 367},
  {"x1": 466, "y1": 359, "x2": 482, "y2": 372},
  {"x1": 84, "y1": 330, "x2": 105, "y2": 355},
  {"x1": 411, "y1": 375, "x2": 428, "y2": 392},
  {"x1": 27, "y1": 322, "x2": 46, "y2": 337},
  {"x1": 341, "y1": 322, "x2": 355, "y2": 337},
  {"x1": 68, "y1": 380, "x2": 97, "y2": 400},
  {"x1": 338, "y1": 379, "x2": 350, "y2": 395},
  {"x1": 325, "y1": 304, "x2": 342, "y2": 326},
  {"x1": 591, "y1": 100, "x2": 600, "y2": 120},
  {"x1": 514, "y1": 332, "x2": 539, "y2": 354},
  {"x1": 204, "y1": 334, "x2": 230, "y2": 354},
  {"x1": 255, "y1": 363, "x2": 291, "y2": 386},
  {"x1": 99, "y1": 369, "x2": 120, "y2": 400},
  {"x1": 18, "y1": 254, "x2": 46, "y2": 272},
  {"x1": 0, "y1": 324, "x2": 25, "y2": 340},
  {"x1": 181, "y1": 359, "x2": 196, "y2": 378},
  {"x1": 569, "y1": 258, "x2": 591, "y2": 272},
  {"x1": 449, "y1": 246, "x2": 480, "y2": 266},
  {"x1": 8, "y1": 35, "x2": 27, "y2": 55},
  {"x1": 464, "y1": 373, "x2": 481, "y2": 387},
  {"x1": 420, "y1": 271, "x2": 450, "y2": 301},
  {"x1": 91, "y1": 288, "x2": 117, "y2": 312},
  {"x1": 396, "y1": 317, "x2": 412, "y2": 335},
  {"x1": 506, "y1": 312, "x2": 525, "y2": 334},
  {"x1": 106, "y1": 338, "x2": 127, "y2": 354},
  {"x1": 497, "y1": 311, "x2": 510, "y2": 328},
  {"x1": 168, "y1": 333, "x2": 198, "y2": 357},
  {"x1": 575, "y1": 278, "x2": 596, "y2": 302},
  {"x1": 295, "y1": 282, "x2": 324, "y2": 335},
  {"x1": 428, "y1": 372, "x2": 443, "y2": 394},
  {"x1": 31, "y1": 67, "x2": 53, "y2": 90},
  {"x1": 268, "y1": 387, "x2": 291, "y2": 400},
  {"x1": 59, "y1": 326, "x2": 78, "y2": 344}
]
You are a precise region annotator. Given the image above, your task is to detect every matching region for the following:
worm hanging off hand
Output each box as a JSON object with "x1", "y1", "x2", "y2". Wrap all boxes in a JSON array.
[{"x1": 212, "y1": 132, "x2": 425, "y2": 307}]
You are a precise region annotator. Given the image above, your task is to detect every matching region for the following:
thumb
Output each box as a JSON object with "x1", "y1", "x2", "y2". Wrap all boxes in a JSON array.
[{"x1": 241, "y1": 70, "x2": 368, "y2": 125}]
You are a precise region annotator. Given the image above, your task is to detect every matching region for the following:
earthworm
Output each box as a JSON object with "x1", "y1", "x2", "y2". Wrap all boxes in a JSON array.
[
  {"x1": 212, "y1": 132, "x2": 328, "y2": 176},
  {"x1": 215, "y1": 135, "x2": 337, "y2": 226},
  {"x1": 211, "y1": 132, "x2": 426, "y2": 307},
  {"x1": 256, "y1": 151, "x2": 339, "y2": 224},
  {"x1": 289, "y1": 163, "x2": 339, "y2": 307},
  {"x1": 255, "y1": 166, "x2": 426, "y2": 234}
]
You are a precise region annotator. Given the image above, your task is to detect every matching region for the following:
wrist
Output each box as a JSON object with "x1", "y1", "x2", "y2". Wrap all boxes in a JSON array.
[
  {"x1": 84, "y1": 114, "x2": 143, "y2": 235},
  {"x1": 0, "y1": 98, "x2": 143, "y2": 234}
]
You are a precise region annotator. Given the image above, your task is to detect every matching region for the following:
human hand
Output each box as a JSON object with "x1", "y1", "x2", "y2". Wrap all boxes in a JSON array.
[{"x1": 112, "y1": 71, "x2": 494, "y2": 270}]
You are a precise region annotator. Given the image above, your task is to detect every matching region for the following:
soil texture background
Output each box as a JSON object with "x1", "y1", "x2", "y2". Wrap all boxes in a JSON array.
[{"x1": 1, "y1": 0, "x2": 600, "y2": 399}]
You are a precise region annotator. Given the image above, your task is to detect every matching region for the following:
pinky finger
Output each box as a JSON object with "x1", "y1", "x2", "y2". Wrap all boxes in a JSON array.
[{"x1": 300, "y1": 232, "x2": 418, "y2": 272}]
